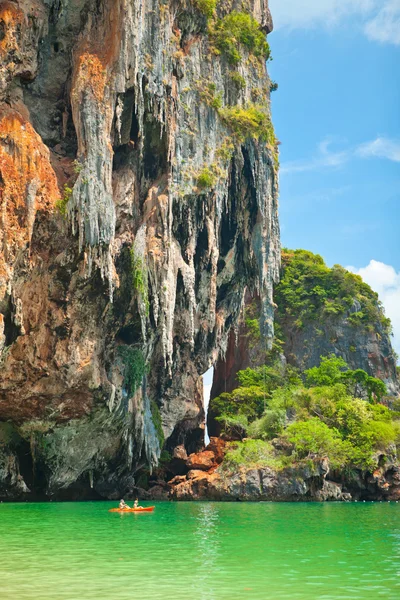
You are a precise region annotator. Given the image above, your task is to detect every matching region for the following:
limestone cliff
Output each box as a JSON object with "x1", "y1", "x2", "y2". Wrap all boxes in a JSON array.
[
  {"x1": 212, "y1": 249, "x2": 399, "y2": 405},
  {"x1": 0, "y1": 0, "x2": 280, "y2": 499}
]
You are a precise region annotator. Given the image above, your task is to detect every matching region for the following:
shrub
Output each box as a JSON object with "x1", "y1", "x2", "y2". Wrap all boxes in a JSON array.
[
  {"x1": 248, "y1": 409, "x2": 286, "y2": 440},
  {"x1": 119, "y1": 347, "x2": 147, "y2": 396},
  {"x1": 284, "y1": 419, "x2": 349, "y2": 469},
  {"x1": 305, "y1": 355, "x2": 348, "y2": 387},
  {"x1": 216, "y1": 413, "x2": 249, "y2": 440},
  {"x1": 194, "y1": 0, "x2": 217, "y2": 18},
  {"x1": 270, "y1": 81, "x2": 278, "y2": 92},
  {"x1": 197, "y1": 167, "x2": 217, "y2": 189},
  {"x1": 222, "y1": 439, "x2": 284, "y2": 470},
  {"x1": 219, "y1": 104, "x2": 276, "y2": 144},
  {"x1": 55, "y1": 184, "x2": 73, "y2": 216},
  {"x1": 210, "y1": 11, "x2": 270, "y2": 65},
  {"x1": 199, "y1": 82, "x2": 223, "y2": 109}
]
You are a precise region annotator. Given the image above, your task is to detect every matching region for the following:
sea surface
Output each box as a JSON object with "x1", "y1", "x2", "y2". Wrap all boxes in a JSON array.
[{"x1": 0, "y1": 501, "x2": 399, "y2": 599}]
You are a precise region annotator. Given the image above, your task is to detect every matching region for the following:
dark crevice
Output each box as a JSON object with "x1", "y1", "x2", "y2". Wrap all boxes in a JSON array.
[
  {"x1": 2, "y1": 298, "x2": 20, "y2": 347},
  {"x1": 142, "y1": 113, "x2": 168, "y2": 181},
  {"x1": 0, "y1": 20, "x2": 6, "y2": 42}
]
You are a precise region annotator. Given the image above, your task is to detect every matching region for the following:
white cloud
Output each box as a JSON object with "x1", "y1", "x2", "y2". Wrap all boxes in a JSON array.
[
  {"x1": 357, "y1": 137, "x2": 400, "y2": 162},
  {"x1": 269, "y1": 0, "x2": 400, "y2": 46},
  {"x1": 347, "y1": 260, "x2": 400, "y2": 356},
  {"x1": 281, "y1": 137, "x2": 350, "y2": 174},
  {"x1": 281, "y1": 136, "x2": 400, "y2": 174},
  {"x1": 269, "y1": 0, "x2": 375, "y2": 30},
  {"x1": 364, "y1": 0, "x2": 400, "y2": 45}
]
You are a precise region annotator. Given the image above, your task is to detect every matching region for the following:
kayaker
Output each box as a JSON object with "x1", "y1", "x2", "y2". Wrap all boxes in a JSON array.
[
  {"x1": 119, "y1": 499, "x2": 130, "y2": 510},
  {"x1": 133, "y1": 498, "x2": 139, "y2": 509}
]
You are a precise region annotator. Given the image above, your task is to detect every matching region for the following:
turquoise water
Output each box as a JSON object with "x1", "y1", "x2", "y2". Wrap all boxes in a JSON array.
[{"x1": 0, "y1": 502, "x2": 399, "y2": 599}]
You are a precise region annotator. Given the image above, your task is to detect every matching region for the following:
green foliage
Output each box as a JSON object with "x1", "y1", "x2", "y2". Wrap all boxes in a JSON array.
[
  {"x1": 212, "y1": 354, "x2": 395, "y2": 474},
  {"x1": 118, "y1": 347, "x2": 147, "y2": 397},
  {"x1": 210, "y1": 362, "x2": 295, "y2": 427},
  {"x1": 275, "y1": 249, "x2": 392, "y2": 333},
  {"x1": 197, "y1": 167, "x2": 217, "y2": 190},
  {"x1": 305, "y1": 356, "x2": 348, "y2": 387},
  {"x1": 243, "y1": 299, "x2": 261, "y2": 347},
  {"x1": 248, "y1": 409, "x2": 286, "y2": 440},
  {"x1": 72, "y1": 160, "x2": 83, "y2": 174},
  {"x1": 219, "y1": 104, "x2": 276, "y2": 145},
  {"x1": 216, "y1": 139, "x2": 235, "y2": 162},
  {"x1": 130, "y1": 249, "x2": 149, "y2": 315},
  {"x1": 194, "y1": 0, "x2": 217, "y2": 18},
  {"x1": 222, "y1": 439, "x2": 285, "y2": 471},
  {"x1": 150, "y1": 399, "x2": 164, "y2": 446},
  {"x1": 210, "y1": 11, "x2": 270, "y2": 65},
  {"x1": 245, "y1": 318, "x2": 260, "y2": 343},
  {"x1": 199, "y1": 82, "x2": 223, "y2": 109},
  {"x1": 284, "y1": 419, "x2": 349, "y2": 469},
  {"x1": 229, "y1": 71, "x2": 246, "y2": 89},
  {"x1": 216, "y1": 413, "x2": 249, "y2": 440},
  {"x1": 55, "y1": 184, "x2": 73, "y2": 216},
  {"x1": 305, "y1": 355, "x2": 387, "y2": 402},
  {"x1": 269, "y1": 81, "x2": 278, "y2": 92}
]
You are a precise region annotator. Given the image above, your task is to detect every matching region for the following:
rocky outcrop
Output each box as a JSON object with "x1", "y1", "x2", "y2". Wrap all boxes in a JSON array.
[
  {"x1": 0, "y1": 1, "x2": 280, "y2": 499},
  {"x1": 212, "y1": 253, "x2": 399, "y2": 402},
  {"x1": 167, "y1": 442, "x2": 400, "y2": 502}
]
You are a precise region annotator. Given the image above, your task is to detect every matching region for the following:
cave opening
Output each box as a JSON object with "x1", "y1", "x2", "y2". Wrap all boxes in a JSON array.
[{"x1": 142, "y1": 112, "x2": 168, "y2": 181}]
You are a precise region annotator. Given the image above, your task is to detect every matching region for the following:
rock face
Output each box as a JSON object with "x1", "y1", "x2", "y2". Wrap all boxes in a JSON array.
[{"x1": 0, "y1": 1, "x2": 280, "y2": 499}]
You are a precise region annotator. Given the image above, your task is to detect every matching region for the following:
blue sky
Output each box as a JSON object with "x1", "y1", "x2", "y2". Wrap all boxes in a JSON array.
[{"x1": 268, "y1": 0, "x2": 400, "y2": 354}]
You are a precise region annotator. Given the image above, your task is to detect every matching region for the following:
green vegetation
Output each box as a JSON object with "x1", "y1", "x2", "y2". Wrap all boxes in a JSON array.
[
  {"x1": 219, "y1": 104, "x2": 276, "y2": 145},
  {"x1": 215, "y1": 139, "x2": 235, "y2": 162},
  {"x1": 269, "y1": 81, "x2": 278, "y2": 92},
  {"x1": 130, "y1": 249, "x2": 149, "y2": 315},
  {"x1": 72, "y1": 160, "x2": 83, "y2": 174},
  {"x1": 275, "y1": 249, "x2": 392, "y2": 333},
  {"x1": 194, "y1": 0, "x2": 217, "y2": 19},
  {"x1": 118, "y1": 347, "x2": 147, "y2": 396},
  {"x1": 197, "y1": 167, "x2": 217, "y2": 190},
  {"x1": 222, "y1": 439, "x2": 286, "y2": 471},
  {"x1": 212, "y1": 356, "x2": 398, "y2": 473},
  {"x1": 229, "y1": 71, "x2": 246, "y2": 90},
  {"x1": 198, "y1": 82, "x2": 223, "y2": 110},
  {"x1": 209, "y1": 11, "x2": 270, "y2": 65},
  {"x1": 55, "y1": 184, "x2": 73, "y2": 216}
]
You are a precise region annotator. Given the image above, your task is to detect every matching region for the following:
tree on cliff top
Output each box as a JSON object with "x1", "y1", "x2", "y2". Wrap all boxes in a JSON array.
[{"x1": 275, "y1": 249, "x2": 392, "y2": 333}]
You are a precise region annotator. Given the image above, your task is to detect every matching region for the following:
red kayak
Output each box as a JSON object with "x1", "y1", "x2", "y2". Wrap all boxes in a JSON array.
[{"x1": 109, "y1": 506, "x2": 155, "y2": 513}]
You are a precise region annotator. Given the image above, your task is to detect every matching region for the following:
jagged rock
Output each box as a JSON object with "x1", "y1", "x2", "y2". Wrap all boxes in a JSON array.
[
  {"x1": 168, "y1": 456, "x2": 400, "y2": 502},
  {"x1": 186, "y1": 450, "x2": 216, "y2": 471},
  {"x1": 315, "y1": 480, "x2": 344, "y2": 502},
  {"x1": 173, "y1": 445, "x2": 188, "y2": 461},
  {"x1": 0, "y1": 1, "x2": 280, "y2": 499},
  {"x1": 207, "y1": 437, "x2": 226, "y2": 464}
]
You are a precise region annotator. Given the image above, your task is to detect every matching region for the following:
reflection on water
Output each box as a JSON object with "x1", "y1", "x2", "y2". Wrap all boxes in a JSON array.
[
  {"x1": 193, "y1": 504, "x2": 220, "y2": 600},
  {"x1": 0, "y1": 502, "x2": 399, "y2": 600}
]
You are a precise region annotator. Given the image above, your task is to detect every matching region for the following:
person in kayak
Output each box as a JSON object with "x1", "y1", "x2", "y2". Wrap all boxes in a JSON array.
[
  {"x1": 119, "y1": 499, "x2": 130, "y2": 510},
  {"x1": 133, "y1": 499, "x2": 139, "y2": 509}
]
